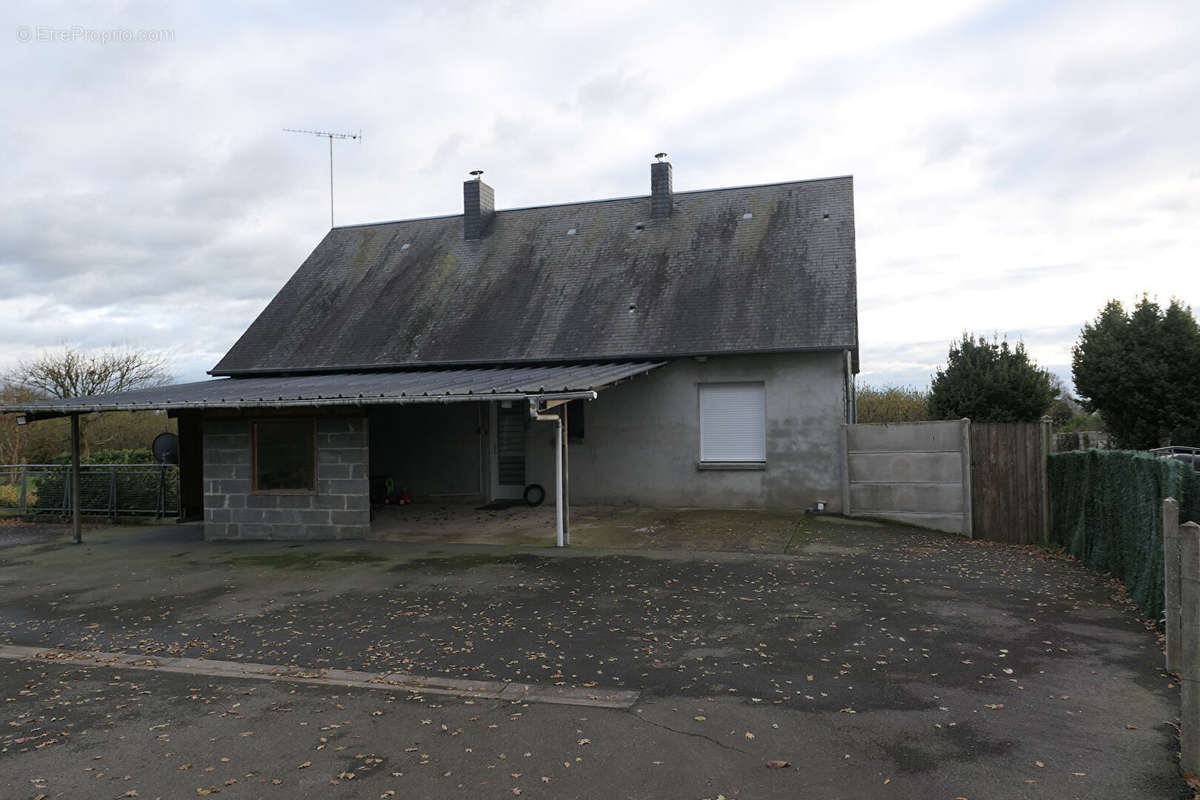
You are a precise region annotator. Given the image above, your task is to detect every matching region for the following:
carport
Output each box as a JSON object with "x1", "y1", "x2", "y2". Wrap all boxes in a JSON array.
[{"x1": 4, "y1": 362, "x2": 665, "y2": 545}]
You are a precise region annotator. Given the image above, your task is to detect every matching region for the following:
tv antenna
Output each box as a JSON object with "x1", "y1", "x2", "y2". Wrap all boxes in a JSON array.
[{"x1": 283, "y1": 127, "x2": 362, "y2": 228}]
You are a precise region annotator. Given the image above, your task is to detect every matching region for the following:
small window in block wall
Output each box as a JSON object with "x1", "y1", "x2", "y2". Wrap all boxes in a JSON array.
[{"x1": 252, "y1": 419, "x2": 316, "y2": 493}]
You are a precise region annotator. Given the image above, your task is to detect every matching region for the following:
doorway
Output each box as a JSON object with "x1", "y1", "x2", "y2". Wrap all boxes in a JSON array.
[{"x1": 490, "y1": 401, "x2": 527, "y2": 500}]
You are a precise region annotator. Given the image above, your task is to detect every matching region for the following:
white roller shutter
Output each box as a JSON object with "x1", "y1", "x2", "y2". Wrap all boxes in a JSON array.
[{"x1": 699, "y1": 383, "x2": 766, "y2": 462}]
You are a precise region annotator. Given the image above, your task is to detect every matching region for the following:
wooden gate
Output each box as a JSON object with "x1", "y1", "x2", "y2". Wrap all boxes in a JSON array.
[{"x1": 969, "y1": 422, "x2": 1050, "y2": 543}]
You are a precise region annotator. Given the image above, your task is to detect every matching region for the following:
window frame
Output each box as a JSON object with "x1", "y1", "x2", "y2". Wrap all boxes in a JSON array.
[
  {"x1": 697, "y1": 381, "x2": 767, "y2": 469},
  {"x1": 250, "y1": 418, "x2": 318, "y2": 495}
]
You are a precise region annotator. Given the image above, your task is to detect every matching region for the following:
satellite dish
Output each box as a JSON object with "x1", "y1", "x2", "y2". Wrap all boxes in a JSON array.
[{"x1": 152, "y1": 432, "x2": 180, "y2": 465}]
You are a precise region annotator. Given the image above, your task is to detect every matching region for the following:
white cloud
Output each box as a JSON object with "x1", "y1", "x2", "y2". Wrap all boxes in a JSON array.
[{"x1": 0, "y1": 0, "x2": 1197, "y2": 388}]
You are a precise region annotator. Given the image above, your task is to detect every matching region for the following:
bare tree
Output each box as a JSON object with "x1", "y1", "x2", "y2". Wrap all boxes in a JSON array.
[
  {"x1": 7, "y1": 346, "x2": 171, "y2": 399},
  {"x1": 4, "y1": 347, "x2": 172, "y2": 456},
  {"x1": 0, "y1": 384, "x2": 64, "y2": 466}
]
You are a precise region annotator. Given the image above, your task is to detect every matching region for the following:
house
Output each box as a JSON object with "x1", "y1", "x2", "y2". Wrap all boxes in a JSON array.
[{"x1": 8, "y1": 157, "x2": 859, "y2": 543}]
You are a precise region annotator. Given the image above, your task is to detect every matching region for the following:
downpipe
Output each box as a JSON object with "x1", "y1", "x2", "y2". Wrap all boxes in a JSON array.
[{"x1": 530, "y1": 401, "x2": 565, "y2": 547}]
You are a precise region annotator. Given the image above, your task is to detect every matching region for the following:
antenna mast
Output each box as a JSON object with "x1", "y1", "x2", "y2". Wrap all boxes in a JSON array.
[{"x1": 283, "y1": 128, "x2": 362, "y2": 228}]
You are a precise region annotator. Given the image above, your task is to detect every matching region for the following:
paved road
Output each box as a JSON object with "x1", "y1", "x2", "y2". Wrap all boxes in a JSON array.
[{"x1": 0, "y1": 518, "x2": 1189, "y2": 798}]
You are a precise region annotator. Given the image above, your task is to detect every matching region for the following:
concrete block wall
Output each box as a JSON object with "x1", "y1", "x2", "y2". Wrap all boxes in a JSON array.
[
  {"x1": 841, "y1": 419, "x2": 972, "y2": 535},
  {"x1": 203, "y1": 415, "x2": 370, "y2": 541}
]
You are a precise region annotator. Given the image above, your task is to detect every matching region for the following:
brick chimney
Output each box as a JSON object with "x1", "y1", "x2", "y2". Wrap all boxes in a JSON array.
[
  {"x1": 650, "y1": 153, "x2": 672, "y2": 219},
  {"x1": 463, "y1": 171, "x2": 495, "y2": 239}
]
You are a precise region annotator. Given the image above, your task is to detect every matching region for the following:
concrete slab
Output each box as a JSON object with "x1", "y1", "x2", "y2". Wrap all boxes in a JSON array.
[{"x1": 370, "y1": 503, "x2": 811, "y2": 552}]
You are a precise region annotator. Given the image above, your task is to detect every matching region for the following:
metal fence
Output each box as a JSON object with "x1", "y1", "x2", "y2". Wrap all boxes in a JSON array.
[
  {"x1": 1153, "y1": 446, "x2": 1200, "y2": 468},
  {"x1": 0, "y1": 464, "x2": 179, "y2": 518}
]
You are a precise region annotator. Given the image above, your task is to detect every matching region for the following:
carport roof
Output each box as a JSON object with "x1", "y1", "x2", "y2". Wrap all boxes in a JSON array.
[{"x1": 4, "y1": 361, "x2": 665, "y2": 421}]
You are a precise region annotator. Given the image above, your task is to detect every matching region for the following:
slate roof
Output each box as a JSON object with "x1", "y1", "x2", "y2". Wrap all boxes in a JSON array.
[
  {"x1": 212, "y1": 175, "x2": 857, "y2": 376},
  {"x1": 7, "y1": 362, "x2": 664, "y2": 420}
]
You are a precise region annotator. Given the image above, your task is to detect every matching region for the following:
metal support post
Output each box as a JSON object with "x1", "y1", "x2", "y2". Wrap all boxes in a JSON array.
[
  {"x1": 554, "y1": 417, "x2": 564, "y2": 548},
  {"x1": 560, "y1": 404, "x2": 570, "y2": 546},
  {"x1": 70, "y1": 414, "x2": 82, "y2": 544}
]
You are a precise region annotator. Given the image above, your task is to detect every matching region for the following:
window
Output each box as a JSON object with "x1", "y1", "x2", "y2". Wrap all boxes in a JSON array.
[
  {"x1": 699, "y1": 383, "x2": 766, "y2": 464},
  {"x1": 252, "y1": 419, "x2": 316, "y2": 492}
]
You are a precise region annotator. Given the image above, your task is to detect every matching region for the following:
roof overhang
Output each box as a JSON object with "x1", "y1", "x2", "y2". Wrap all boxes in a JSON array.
[{"x1": 4, "y1": 362, "x2": 666, "y2": 422}]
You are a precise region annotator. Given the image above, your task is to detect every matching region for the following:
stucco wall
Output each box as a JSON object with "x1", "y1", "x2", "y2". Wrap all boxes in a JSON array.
[
  {"x1": 525, "y1": 352, "x2": 848, "y2": 510},
  {"x1": 203, "y1": 414, "x2": 370, "y2": 541}
]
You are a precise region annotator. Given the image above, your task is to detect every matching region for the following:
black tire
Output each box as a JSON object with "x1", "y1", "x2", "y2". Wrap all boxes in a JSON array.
[{"x1": 523, "y1": 484, "x2": 546, "y2": 507}]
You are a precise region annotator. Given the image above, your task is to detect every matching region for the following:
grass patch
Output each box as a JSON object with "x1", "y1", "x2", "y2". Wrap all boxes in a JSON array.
[{"x1": 230, "y1": 550, "x2": 388, "y2": 570}]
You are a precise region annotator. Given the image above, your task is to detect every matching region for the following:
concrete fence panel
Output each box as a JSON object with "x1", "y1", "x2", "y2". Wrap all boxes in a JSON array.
[{"x1": 842, "y1": 420, "x2": 972, "y2": 535}]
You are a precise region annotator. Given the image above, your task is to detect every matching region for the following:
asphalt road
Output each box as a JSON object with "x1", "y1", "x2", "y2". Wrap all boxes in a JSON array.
[{"x1": 0, "y1": 518, "x2": 1190, "y2": 798}]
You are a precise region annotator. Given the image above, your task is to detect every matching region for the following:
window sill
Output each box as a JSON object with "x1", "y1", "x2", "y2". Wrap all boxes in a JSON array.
[{"x1": 696, "y1": 461, "x2": 766, "y2": 471}]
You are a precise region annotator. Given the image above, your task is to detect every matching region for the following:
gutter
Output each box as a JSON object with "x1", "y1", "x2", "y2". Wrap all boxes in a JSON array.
[{"x1": 11, "y1": 390, "x2": 602, "y2": 424}]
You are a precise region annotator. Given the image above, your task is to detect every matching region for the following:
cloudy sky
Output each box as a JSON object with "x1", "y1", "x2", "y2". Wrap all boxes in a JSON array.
[{"x1": 2, "y1": 0, "x2": 1197, "y2": 390}]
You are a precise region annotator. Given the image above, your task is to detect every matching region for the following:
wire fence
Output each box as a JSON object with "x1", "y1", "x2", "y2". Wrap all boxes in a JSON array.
[{"x1": 0, "y1": 464, "x2": 179, "y2": 518}]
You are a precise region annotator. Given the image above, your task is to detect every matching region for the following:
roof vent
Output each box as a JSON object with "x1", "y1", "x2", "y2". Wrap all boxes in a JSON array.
[
  {"x1": 742, "y1": 212, "x2": 753, "y2": 220},
  {"x1": 567, "y1": 227, "x2": 577, "y2": 235}
]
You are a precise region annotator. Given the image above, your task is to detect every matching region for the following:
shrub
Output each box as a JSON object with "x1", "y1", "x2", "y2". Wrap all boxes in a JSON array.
[
  {"x1": 929, "y1": 334, "x2": 1055, "y2": 422},
  {"x1": 856, "y1": 385, "x2": 930, "y2": 423}
]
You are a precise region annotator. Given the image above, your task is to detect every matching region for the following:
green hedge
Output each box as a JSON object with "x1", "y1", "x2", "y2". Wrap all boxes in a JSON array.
[
  {"x1": 1048, "y1": 450, "x2": 1200, "y2": 621},
  {"x1": 48, "y1": 448, "x2": 155, "y2": 465}
]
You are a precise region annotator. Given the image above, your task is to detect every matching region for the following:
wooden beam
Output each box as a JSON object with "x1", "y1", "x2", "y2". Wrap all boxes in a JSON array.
[{"x1": 70, "y1": 413, "x2": 82, "y2": 545}]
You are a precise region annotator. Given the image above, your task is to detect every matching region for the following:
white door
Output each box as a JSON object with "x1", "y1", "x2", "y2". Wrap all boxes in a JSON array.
[{"x1": 490, "y1": 401, "x2": 527, "y2": 499}]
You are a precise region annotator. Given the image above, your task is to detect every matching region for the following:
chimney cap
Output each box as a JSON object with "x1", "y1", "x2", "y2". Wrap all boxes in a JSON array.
[
  {"x1": 654, "y1": 152, "x2": 668, "y2": 162},
  {"x1": 469, "y1": 169, "x2": 484, "y2": 178}
]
